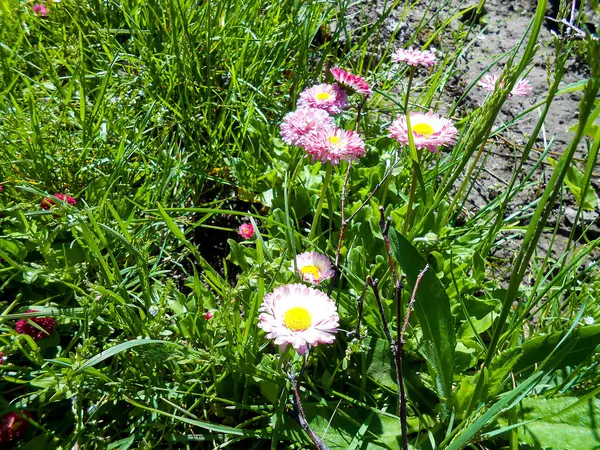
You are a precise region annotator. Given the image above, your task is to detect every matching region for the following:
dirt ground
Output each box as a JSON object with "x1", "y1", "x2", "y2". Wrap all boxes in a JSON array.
[{"x1": 337, "y1": 0, "x2": 599, "y2": 268}]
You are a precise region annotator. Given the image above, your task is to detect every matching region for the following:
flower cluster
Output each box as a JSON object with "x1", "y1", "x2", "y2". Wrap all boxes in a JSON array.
[
  {"x1": 41, "y1": 193, "x2": 77, "y2": 210},
  {"x1": 15, "y1": 310, "x2": 57, "y2": 340},
  {"x1": 280, "y1": 68, "x2": 370, "y2": 166}
]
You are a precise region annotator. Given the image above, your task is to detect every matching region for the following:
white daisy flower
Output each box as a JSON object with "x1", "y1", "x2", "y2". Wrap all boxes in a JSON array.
[
  {"x1": 292, "y1": 251, "x2": 335, "y2": 285},
  {"x1": 258, "y1": 284, "x2": 339, "y2": 355}
]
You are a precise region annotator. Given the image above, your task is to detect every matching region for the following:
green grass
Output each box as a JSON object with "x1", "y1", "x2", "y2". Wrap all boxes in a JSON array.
[{"x1": 1, "y1": 0, "x2": 599, "y2": 448}]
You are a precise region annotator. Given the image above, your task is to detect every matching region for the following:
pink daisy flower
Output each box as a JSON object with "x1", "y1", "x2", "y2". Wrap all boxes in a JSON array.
[
  {"x1": 31, "y1": 3, "x2": 48, "y2": 16},
  {"x1": 511, "y1": 79, "x2": 533, "y2": 97},
  {"x1": 280, "y1": 108, "x2": 333, "y2": 147},
  {"x1": 292, "y1": 252, "x2": 335, "y2": 285},
  {"x1": 477, "y1": 74, "x2": 533, "y2": 98},
  {"x1": 303, "y1": 126, "x2": 366, "y2": 165},
  {"x1": 15, "y1": 310, "x2": 57, "y2": 341},
  {"x1": 238, "y1": 223, "x2": 255, "y2": 239},
  {"x1": 330, "y1": 67, "x2": 372, "y2": 96},
  {"x1": 205, "y1": 311, "x2": 213, "y2": 320},
  {"x1": 297, "y1": 83, "x2": 349, "y2": 115},
  {"x1": 258, "y1": 284, "x2": 339, "y2": 355},
  {"x1": 392, "y1": 48, "x2": 437, "y2": 68},
  {"x1": 389, "y1": 111, "x2": 457, "y2": 153},
  {"x1": 41, "y1": 193, "x2": 76, "y2": 210}
]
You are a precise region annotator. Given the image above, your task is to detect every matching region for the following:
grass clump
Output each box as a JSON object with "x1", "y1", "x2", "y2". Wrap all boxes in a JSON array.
[{"x1": 1, "y1": 0, "x2": 599, "y2": 448}]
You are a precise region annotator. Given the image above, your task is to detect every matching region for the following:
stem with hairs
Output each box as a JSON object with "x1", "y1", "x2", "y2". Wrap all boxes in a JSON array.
[{"x1": 309, "y1": 163, "x2": 333, "y2": 242}]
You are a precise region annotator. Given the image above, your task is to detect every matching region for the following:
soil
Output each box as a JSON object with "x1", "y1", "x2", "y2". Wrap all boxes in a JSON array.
[{"x1": 335, "y1": 0, "x2": 600, "y2": 270}]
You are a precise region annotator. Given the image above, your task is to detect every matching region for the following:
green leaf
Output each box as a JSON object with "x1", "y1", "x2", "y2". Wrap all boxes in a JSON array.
[
  {"x1": 497, "y1": 396, "x2": 600, "y2": 449},
  {"x1": 446, "y1": 372, "x2": 544, "y2": 450},
  {"x1": 547, "y1": 157, "x2": 599, "y2": 210},
  {"x1": 0, "y1": 238, "x2": 27, "y2": 261},
  {"x1": 76, "y1": 339, "x2": 181, "y2": 374},
  {"x1": 513, "y1": 324, "x2": 600, "y2": 374},
  {"x1": 125, "y1": 396, "x2": 270, "y2": 438},
  {"x1": 388, "y1": 228, "x2": 455, "y2": 408}
]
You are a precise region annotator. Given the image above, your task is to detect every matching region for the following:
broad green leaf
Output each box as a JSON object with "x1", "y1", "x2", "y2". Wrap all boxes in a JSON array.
[
  {"x1": 446, "y1": 372, "x2": 544, "y2": 450},
  {"x1": 0, "y1": 238, "x2": 27, "y2": 261},
  {"x1": 547, "y1": 157, "x2": 599, "y2": 210},
  {"x1": 513, "y1": 324, "x2": 600, "y2": 373},
  {"x1": 388, "y1": 228, "x2": 455, "y2": 409},
  {"x1": 497, "y1": 396, "x2": 600, "y2": 449}
]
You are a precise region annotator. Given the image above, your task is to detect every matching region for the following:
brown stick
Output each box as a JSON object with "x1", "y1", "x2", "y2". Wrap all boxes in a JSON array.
[{"x1": 287, "y1": 364, "x2": 330, "y2": 450}]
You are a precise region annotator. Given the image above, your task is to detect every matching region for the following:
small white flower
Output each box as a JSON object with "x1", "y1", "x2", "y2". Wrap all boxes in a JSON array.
[
  {"x1": 583, "y1": 316, "x2": 595, "y2": 325},
  {"x1": 148, "y1": 306, "x2": 159, "y2": 317}
]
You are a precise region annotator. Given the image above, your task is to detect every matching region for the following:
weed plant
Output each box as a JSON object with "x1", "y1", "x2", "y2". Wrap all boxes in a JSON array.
[{"x1": 0, "y1": 0, "x2": 599, "y2": 448}]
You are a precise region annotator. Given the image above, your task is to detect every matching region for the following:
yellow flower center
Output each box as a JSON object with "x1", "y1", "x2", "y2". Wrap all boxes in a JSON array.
[
  {"x1": 328, "y1": 136, "x2": 341, "y2": 145},
  {"x1": 316, "y1": 92, "x2": 330, "y2": 101},
  {"x1": 283, "y1": 306, "x2": 312, "y2": 331},
  {"x1": 412, "y1": 123, "x2": 435, "y2": 137},
  {"x1": 301, "y1": 265, "x2": 321, "y2": 280}
]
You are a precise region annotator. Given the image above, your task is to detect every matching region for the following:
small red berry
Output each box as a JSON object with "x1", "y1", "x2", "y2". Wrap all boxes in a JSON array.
[
  {"x1": 205, "y1": 311, "x2": 213, "y2": 320},
  {"x1": 15, "y1": 310, "x2": 57, "y2": 340}
]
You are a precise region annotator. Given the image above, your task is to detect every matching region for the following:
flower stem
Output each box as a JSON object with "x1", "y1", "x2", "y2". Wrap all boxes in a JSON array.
[
  {"x1": 402, "y1": 67, "x2": 420, "y2": 235},
  {"x1": 309, "y1": 163, "x2": 333, "y2": 242}
]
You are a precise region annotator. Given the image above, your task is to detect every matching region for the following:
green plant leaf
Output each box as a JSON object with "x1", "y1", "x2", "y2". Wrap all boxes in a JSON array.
[
  {"x1": 497, "y1": 396, "x2": 600, "y2": 449},
  {"x1": 0, "y1": 238, "x2": 27, "y2": 261},
  {"x1": 513, "y1": 324, "x2": 600, "y2": 374},
  {"x1": 76, "y1": 339, "x2": 181, "y2": 374},
  {"x1": 547, "y1": 157, "x2": 599, "y2": 210},
  {"x1": 388, "y1": 228, "x2": 456, "y2": 408}
]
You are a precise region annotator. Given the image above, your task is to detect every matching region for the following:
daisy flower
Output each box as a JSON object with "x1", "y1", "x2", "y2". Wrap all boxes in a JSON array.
[
  {"x1": 389, "y1": 111, "x2": 457, "y2": 153},
  {"x1": 330, "y1": 67, "x2": 372, "y2": 96},
  {"x1": 292, "y1": 251, "x2": 335, "y2": 285},
  {"x1": 41, "y1": 193, "x2": 76, "y2": 210},
  {"x1": 304, "y1": 126, "x2": 366, "y2": 165},
  {"x1": 392, "y1": 48, "x2": 437, "y2": 68},
  {"x1": 15, "y1": 310, "x2": 57, "y2": 341},
  {"x1": 297, "y1": 83, "x2": 349, "y2": 115},
  {"x1": 258, "y1": 284, "x2": 339, "y2": 355},
  {"x1": 511, "y1": 79, "x2": 533, "y2": 97},
  {"x1": 280, "y1": 108, "x2": 333, "y2": 147},
  {"x1": 478, "y1": 74, "x2": 532, "y2": 97},
  {"x1": 238, "y1": 223, "x2": 255, "y2": 239}
]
